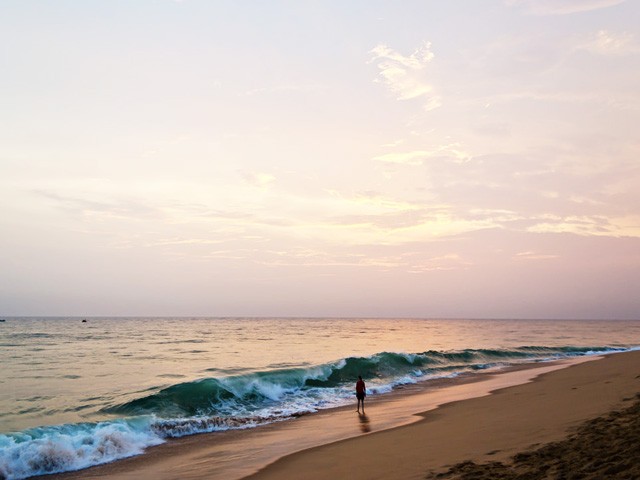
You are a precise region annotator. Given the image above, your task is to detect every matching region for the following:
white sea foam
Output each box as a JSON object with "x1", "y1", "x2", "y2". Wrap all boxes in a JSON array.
[{"x1": 0, "y1": 419, "x2": 163, "y2": 480}]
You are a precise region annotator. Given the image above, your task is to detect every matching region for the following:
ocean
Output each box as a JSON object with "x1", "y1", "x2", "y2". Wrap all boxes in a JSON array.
[{"x1": 1, "y1": 317, "x2": 639, "y2": 480}]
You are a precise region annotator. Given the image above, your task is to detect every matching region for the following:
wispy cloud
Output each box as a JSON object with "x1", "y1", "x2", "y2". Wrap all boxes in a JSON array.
[
  {"x1": 373, "y1": 150, "x2": 429, "y2": 166},
  {"x1": 253, "y1": 247, "x2": 474, "y2": 274},
  {"x1": 482, "y1": 90, "x2": 638, "y2": 108},
  {"x1": 506, "y1": 0, "x2": 627, "y2": 15},
  {"x1": 577, "y1": 30, "x2": 639, "y2": 56},
  {"x1": 408, "y1": 253, "x2": 474, "y2": 273},
  {"x1": 242, "y1": 84, "x2": 327, "y2": 97},
  {"x1": 514, "y1": 250, "x2": 559, "y2": 260},
  {"x1": 369, "y1": 42, "x2": 441, "y2": 111},
  {"x1": 35, "y1": 190, "x2": 161, "y2": 221},
  {"x1": 373, "y1": 143, "x2": 472, "y2": 166},
  {"x1": 240, "y1": 171, "x2": 276, "y2": 188},
  {"x1": 527, "y1": 214, "x2": 640, "y2": 237}
]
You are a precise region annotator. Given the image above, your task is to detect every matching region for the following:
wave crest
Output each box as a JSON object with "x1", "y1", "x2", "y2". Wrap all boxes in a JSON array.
[
  {"x1": 103, "y1": 346, "x2": 623, "y2": 419},
  {"x1": 1, "y1": 345, "x2": 628, "y2": 480}
]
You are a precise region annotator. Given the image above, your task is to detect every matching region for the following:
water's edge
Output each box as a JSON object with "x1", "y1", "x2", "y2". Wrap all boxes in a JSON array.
[{"x1": 37, "y1": 354, "x2": 607, "y2": 480}]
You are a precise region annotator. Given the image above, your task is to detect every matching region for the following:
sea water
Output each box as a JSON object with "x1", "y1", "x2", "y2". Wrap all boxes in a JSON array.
[{"x1": 1, "y1": 317, "x2": 639, "y2": 479}]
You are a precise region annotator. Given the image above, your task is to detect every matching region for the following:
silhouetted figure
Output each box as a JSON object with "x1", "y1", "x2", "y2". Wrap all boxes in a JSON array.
[{"x1": 356, "y1": 375, "x2": 366, "y2": 413}]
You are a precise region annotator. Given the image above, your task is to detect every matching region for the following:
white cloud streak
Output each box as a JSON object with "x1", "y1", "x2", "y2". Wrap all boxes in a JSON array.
[
  {"x1": 241, "y1": 171, "x2": 276, "y2": 188},
  {"x1": 373, "y1": 143, "x2": 473, "y2": 166},
  {"x1": 578, "y1": 30, "x2": 639, "y2": 56},
  {"x1": 506, "y1": 0, "x2": 627, "y2": 15},
  {"x1": 369, "y1": 42, "x2": 441, "y2": 111}
]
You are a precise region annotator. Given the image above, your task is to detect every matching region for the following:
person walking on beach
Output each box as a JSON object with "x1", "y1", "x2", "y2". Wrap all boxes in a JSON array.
[{"x1": 356, "y1": 375, "x2": 366, "y2": 413}]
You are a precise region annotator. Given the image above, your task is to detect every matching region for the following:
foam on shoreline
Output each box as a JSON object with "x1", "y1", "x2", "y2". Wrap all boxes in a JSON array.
[
  {"x1": 33, "y1": 353, "x2": 614, "y2": 480},
  {"x1": 4, "y1": 346, "x2": 628, "y2": 480}
]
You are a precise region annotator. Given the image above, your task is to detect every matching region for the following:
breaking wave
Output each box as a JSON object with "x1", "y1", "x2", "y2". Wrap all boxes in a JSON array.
[{"x1": 0, "y1": 345, "x2": 630, "y2": 480}]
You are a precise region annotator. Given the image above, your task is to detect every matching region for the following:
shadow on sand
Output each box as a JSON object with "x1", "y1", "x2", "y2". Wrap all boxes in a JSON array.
[{"x1": 358, "y1": 413, "x2": 371, "y2": 433}]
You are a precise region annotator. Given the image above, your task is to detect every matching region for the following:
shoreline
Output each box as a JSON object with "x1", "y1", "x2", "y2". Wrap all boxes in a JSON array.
[
  {"x1": 35, "y1": 353, "x2": 625, "y2": 480},
  {"x1": 249, "y1": 350, "x2": 640, "y2": 480}
]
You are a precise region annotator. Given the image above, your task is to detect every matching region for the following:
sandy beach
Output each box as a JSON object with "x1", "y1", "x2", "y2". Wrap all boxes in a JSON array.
[
  {"x1": 250, "y1": 350, "x2": 640, "y2": 480},
  {"x1": 40, "y1": 349, "x2": 640, "y2": 480}
]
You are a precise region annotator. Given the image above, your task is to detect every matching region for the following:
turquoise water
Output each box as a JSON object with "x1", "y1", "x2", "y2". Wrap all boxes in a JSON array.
[{"x1": 1, "y1": 317, "x2": 639, "y2": 479}]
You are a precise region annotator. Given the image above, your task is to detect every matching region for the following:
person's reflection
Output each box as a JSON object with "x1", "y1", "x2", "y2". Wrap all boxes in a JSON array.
[{"x1": 358, "y1": 413, "x2": 371, "y2": 433}]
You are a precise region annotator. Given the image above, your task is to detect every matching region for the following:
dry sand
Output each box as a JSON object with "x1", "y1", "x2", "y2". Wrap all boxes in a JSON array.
[
  {"x1": 43, "y1": 350, "x2": 640, "y2": 480},
  {"x1": 428, "y1": 393, "x2": 640, "y2": 479}
]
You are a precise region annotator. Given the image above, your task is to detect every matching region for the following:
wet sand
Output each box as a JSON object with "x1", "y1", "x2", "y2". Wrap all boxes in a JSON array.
[
  {"x1": 43, "y1": 350, "x2": 640, "y2": 480},
  {"x1": 249, "y1": 350, "x2": 640, "y2": 480}
]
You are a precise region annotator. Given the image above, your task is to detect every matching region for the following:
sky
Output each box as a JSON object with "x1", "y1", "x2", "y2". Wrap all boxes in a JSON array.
[{"x1": 1, "y1": 0, "x2": 639, "y2": 319}]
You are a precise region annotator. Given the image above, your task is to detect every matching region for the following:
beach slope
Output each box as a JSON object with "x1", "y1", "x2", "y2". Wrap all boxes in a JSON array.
[
  {"x1": 248, "y1": 350, "x2": 640, "y2": 480},
  {"x1": 41, "y1": 351, "x2": 640, "y2": 480}
]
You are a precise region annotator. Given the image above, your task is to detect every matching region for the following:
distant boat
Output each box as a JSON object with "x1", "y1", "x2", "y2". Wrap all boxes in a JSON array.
[
  {"x1": 0, "y1": 319, "x2": 5, "y2": 322},
  {"x1": 82, "y1": 319, "x2": 87, "y2": 323}
]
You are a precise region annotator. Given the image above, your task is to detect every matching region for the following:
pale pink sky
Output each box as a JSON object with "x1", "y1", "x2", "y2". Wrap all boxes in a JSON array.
[{"x1": 1, "y1": 0, "x2": 639, "y2": 318}]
